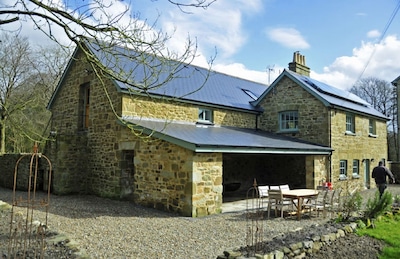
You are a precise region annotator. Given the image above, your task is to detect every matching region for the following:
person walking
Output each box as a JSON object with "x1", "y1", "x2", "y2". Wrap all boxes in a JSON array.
[{"x1": 372, "y1": 161, "x2": 395, "y2": 198}]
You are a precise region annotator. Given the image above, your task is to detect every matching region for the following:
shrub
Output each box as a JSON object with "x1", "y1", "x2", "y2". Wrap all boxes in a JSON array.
[
  {"x1": 364, "y1": 190, "x2": 393, "y2": 219},
  {"x1": 341, "y1": 191, "x2": 363, "y2": 220}
]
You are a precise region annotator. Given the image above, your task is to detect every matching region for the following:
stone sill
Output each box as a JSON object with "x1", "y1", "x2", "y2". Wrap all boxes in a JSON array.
[
  {"x1": 218, "y1": 223, "x2": 358, "y2": 259},
  {"x1": 368, "y1": 133, "x2": 378, "y2": 138},
  {"x1": 344, "y1": 131, "x2": 356, "y2": 136}
]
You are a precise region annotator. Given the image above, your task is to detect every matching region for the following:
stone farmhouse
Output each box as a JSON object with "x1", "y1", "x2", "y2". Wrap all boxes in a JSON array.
[{"x1": 46, "y1": 41, "x2": 388, "y2": 217}]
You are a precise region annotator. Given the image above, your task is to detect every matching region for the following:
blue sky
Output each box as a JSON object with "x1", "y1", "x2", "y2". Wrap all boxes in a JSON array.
[
  {"x1": 5, "y1": 0, "x2": 400, "y2": 91},
  {"x1": 131, "y1": 0, "x2": 400, "y2": 90}
]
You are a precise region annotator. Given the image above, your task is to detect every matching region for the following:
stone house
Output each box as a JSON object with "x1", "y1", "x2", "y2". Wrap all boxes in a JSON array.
[
  {"x1": 256, "y1": 53, "x2": 389, "y2": 193},
  {"x1": 45, "y1": 41, "x2": 387, "y2": 217}
]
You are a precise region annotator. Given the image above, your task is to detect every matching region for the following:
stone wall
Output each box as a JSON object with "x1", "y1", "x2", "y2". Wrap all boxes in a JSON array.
[
  {"x1": 0, "y1": 153, "x2": 50, "y2": 191},
  {"x1": 122, "y1": 95, "x2": 258, "y2": 128},
  {"x1": 192, "y1": 153, "x2": 223, "y2": 217},
  {"x1": 218, "y1": 223, "x2": 359, "y2": 259},
  {"x1": 330, "y1": 110, "x2": 387, "y2": 192},
  {"x1": 257, "y1": 76, "x2": 330, "y2": 146}
]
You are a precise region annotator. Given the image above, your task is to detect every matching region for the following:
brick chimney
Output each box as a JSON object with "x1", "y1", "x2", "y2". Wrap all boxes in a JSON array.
[{"x1": 288, "y1": 51, "x2": 310, "y2": 77}]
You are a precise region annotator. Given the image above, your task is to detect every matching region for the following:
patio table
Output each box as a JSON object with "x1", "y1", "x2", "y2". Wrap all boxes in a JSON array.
[{"x1": 281, "y1": 189, "x2": 319, "y2": 220}]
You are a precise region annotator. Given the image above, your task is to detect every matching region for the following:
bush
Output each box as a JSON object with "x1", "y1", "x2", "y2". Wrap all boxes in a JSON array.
[
  {"x1": 341, "y1": 191, "x2": 363, "y2": 220},
  {"x1": 364, "y1": 190, "x2": 393, "y2": 219}
]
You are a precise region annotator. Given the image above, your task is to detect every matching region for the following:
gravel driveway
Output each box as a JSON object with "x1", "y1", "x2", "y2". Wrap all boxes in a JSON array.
[{"x1": 0, "y1": 185, "x2": 399, "y2": 258}]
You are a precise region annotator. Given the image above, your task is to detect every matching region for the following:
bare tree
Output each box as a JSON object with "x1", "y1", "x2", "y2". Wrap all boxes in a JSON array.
[
  {"x1": 1, "y1": 1, "x2": 216, "y2": 144},
  {"x1": 0, "y1": 33, "x2": 34, "y2": 154},
  {"x1": 4, "y1": 42, "x2": 70, "y2": 153},
  {"x1": 0, "y1": 1, "x2": 215, "y2": 90},
  {"x1": 350, "y1": 77, "x2": 398, "y2": 160}
]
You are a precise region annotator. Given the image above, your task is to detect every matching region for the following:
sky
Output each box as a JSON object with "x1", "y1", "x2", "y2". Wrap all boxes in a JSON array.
[{"x1": 3, "y1": 0, "x2": 400, "y2": 91}]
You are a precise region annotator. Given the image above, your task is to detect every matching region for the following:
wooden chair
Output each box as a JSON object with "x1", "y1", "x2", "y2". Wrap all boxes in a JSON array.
[
  {"x1": 305, "y1": 190, "x2": 329, "y2": 218},
  {"x1": 329, "y1": 188, "x2": 342, "y2": 216},
  {"x1": 267, "y1": 189, "x2": 293, "y2": 218}
]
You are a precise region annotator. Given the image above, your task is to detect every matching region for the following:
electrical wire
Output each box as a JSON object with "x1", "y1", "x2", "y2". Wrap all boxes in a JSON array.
[{"x1": 354, "y1": 0, "x2": 400, "y2": 85}]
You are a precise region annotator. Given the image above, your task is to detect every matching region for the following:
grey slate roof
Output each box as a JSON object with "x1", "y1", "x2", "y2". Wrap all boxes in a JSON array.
[
  {"x1": 122, "y1": 117, "x2": 332, "y2": 154},
  {"x1": 86, "y1": 42, "x2": 266, "y2": 113},
  {"x1": 254, "y1": 69, "x2": 388, "y2": 120}
]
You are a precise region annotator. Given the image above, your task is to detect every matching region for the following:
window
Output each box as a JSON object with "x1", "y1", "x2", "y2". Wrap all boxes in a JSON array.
[
  {"x1": 79, "y1": 83, "x2": 90, "y2": 130},
  {"x1": 352, "y1": 159, "x2": 360, "y2": 178},
  {"x1": 242, "y1": 89, "x2": 258, "y2": 100},
  {"x1": 198, "y1": 108, "x2": 213, "y2": 123},
  {"x1": 339, "y1": 160, "x2": 347, "y2": 180},
  {"x1": 345, "y1": 113, "x2": 355, "y2": 133},
  {"x1": 369, "y1": 119, "x2": 376, "y2": 136},
  {"x1": 279, "y1": 111, "x2": 298, "y2": 131}
]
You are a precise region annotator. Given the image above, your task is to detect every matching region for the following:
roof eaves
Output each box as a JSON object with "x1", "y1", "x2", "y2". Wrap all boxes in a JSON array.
[
  {"x1": 194, "y1": 145, "x2": 332, "y2": 154},
  {"x1": 331, "y1": 104, "x2": 390, "y2": 121}
]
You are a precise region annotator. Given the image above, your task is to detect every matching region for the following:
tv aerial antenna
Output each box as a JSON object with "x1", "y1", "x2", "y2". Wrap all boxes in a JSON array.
[{"x1": 267, "y1": 65, "x2": 275, "y2": 85}]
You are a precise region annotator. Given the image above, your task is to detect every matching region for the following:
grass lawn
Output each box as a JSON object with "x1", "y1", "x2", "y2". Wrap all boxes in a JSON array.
[{"x1": 356, "y1": 214, "x2": 400, "y2": 259}]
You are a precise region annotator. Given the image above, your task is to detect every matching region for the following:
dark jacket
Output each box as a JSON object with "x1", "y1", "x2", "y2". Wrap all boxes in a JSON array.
[{"x1": 372, "y1": 165, "x2": 395, "y2": 184}]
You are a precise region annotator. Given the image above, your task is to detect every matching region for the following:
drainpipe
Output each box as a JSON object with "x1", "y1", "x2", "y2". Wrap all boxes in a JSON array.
[{"x1": 328, "y1": 107, "x2": 333, "y2": 183}]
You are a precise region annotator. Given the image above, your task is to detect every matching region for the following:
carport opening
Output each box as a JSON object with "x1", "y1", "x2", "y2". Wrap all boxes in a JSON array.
[{"x1": 222, "y1": 153, "x2": 308, "y2": 202}]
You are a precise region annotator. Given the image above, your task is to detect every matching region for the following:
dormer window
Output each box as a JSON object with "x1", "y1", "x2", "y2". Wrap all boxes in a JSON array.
[{"x1": 198, "y1": 108, "x2": 213, "y2": 123}]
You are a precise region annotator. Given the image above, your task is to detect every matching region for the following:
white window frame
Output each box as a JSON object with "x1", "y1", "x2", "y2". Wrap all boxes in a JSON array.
[
  {"x1": 198, "y1": 108, "x2": 213, "y2": 123},
  {"x1": 352, "y1": 159, "x2": 360, "y2": 178},
  {"x1": 368, "y1": 119, "x2": 377, "y2": 137},
  {"x1": 339, "y1": 160, "x2": 347, "y2": 180},
  {"x1": 279, "y1": 111, "x2": 299, "y2": 131},
  {"x1": 345, "y1": 113, "x2": 355, "y2": 134}
]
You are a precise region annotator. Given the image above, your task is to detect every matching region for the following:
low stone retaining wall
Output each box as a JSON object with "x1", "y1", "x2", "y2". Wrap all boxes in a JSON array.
[{"x1": 217, "y1": 222, "x2": 358, "y2": 259}]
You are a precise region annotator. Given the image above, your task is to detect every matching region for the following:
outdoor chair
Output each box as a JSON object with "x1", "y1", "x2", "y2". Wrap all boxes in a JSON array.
[
  {"x1": 324, "y1": 190, "x2": 335, "y2": 217},
  {"x1": 257, "y1": 185, "x2": 270, "y2": 208},
  {"x1": 269, "y1": 185, "x2": 280, "y2": 190},
  {"x1": 279, "y1": 184, "x2": 299, "y2": 205},
  {"x1": 329, "y1": 188, "x2": 342, "y2": 216},
  {"x1": 305, "y1": 190, "x2": 329, "y2": 218},
  {"x1": 279, "y1": 184, "x2": 290, "y2": 191},
  {"x1": 267, "y1": 189, "x2": 293, "y2": 218}
]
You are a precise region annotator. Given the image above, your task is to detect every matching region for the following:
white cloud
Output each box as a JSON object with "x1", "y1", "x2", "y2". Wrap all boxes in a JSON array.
[
  {"x1": 157, "y1": 0, "x2": 263, "y2": 62},
  {"x1": 367, "y1": 30, "x2": 381, "y2": 38},
  {"x1": 266, "y1": 27, "x2": 310, "y2": 49},
  {"x1": 210, "y1": 62, "x2": 283, "y2": 85},
  {"x1": 313, "y1": 35, "x2": 400, "y2": 90}
]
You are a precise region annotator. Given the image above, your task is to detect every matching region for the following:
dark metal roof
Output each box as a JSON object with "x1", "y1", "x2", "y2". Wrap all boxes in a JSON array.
[
  {"x1": 86, "y1": 42, "x2": 267, "y2": 113},
  {"x1": 122, "y1": 117, "x2": 333, "y2": 154},
  {"x1": 254, "y1": 69, "x2": 389, "y2": 120}
]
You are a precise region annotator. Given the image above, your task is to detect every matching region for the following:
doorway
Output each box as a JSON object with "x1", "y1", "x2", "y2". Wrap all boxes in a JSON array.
[{"x1": 120, "y1": 150, "x2": 135, "y2": 198}]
